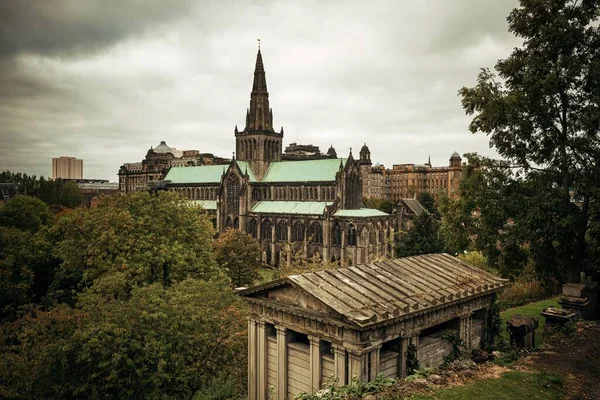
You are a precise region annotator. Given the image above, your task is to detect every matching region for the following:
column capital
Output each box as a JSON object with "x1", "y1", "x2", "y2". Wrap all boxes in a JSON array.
[
  {"x1": 275, "y1": 325, "x2": 287, "y2": 335},
  {"x1": 257, "y1": 320, "x2": 266, "y2": 328},
  {"x1": 308, "y1": 336, "x2": 321, "y2": 346}
]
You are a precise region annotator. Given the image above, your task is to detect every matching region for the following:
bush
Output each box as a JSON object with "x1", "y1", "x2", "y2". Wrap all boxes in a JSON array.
[
  {"x1": 296, "y1": 375, "x2": 395, "y2": 400},
  {"x1": 498, "y1": 279, "x2": 550, "y2": 309}
]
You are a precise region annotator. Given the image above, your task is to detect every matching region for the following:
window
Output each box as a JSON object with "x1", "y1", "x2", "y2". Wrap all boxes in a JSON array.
[
  {"x1": 332, "y1": 222, "x2": 342, "y2": 247},
  {"x1": 226, "y1": 174, "x2": 240, "y2": 214},
  {"x1": 348, "y1": 224, "x2": 357, "y2": 246},
  {"x1": 247, "y1": 219, "x2": 257, "y2": 238},
  {"x1": 261, "y1": 219, "x2": 272, "y2": 240},
  {"x1": 310, "y1": 222, "x2": 323, "y2": 245},
  {"x1": 292, "y1": 221, "x2": 304, "y2": 242},
  {"x1": 276, "y1": 220, "x2": 287, "y2": 241}
]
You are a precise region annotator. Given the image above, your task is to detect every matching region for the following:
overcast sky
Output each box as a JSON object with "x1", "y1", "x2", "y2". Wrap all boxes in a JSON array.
[{"x1": 0, "y1": 0, "x2": 522, "y2": 181}]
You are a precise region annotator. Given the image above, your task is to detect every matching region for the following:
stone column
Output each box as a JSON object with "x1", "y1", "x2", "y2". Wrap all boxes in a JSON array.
[
  {"x1": 400, "y1": 337, "x2": 409, "y2": 378},
  {"x1": 368, "y1": 345, "x2": 381, "y2": 381},
  {"x1": 309, "y1": 336, "x2": 321, "y2": 392},
  {"x1": 348, "y1": 351, "x2": 368, "y2": 382},
  {"x1": 276, "y1": 326, "x2": 287, "y2": 400},
  {"x1": 459, "y1": 314, "x2": 472, "y2": 349},
  {"x1": 271, "y1": 222, "x2": 276, "y2": 266},
  {"x1": 248, "y1": 318, "x2": 258, "y2": 400},
  {"x1": 332, "y1": 343, "x2": 347, "y2": 386},
  {"x1": 257, "y1": 321, "x2": 267, "y2": 400}
]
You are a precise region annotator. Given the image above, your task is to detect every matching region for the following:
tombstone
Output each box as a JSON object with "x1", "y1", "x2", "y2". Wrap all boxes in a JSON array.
[
  {"x1": 540, "y1": 307, "x2": 576, "y2": 339},
  {"x1": 506, "y1": 315, "x2": 538, "y2": 348}
]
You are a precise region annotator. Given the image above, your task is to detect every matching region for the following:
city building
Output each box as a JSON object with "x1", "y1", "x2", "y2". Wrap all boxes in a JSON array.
[
  {"x1": 240, "y1": 253, "x2": 509, "y2": 400},
  {"x1": 162, "y1": 49, "x2": 397, "y2": 267},
  {"x1": 69, "y1": 179, "x2": 119, "y2": 207},
  {"x1": 52, "y1": 156, "x2": 83, "y2": 180},
  {"x1": 385, "y1": 152, "x2": 463, "y2": 203}
]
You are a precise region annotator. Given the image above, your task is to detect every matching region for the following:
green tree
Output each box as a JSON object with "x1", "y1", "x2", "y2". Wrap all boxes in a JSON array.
[
  {"x1": 213, "y1": 228, "x2": 261, "y2": 287},
  {"x1": 362, "y1": 197, "x2": 394, "y2": 214},
  {"x1": 459, "y1": 0, "x2": 600, "y2": 280},
  {"x1": 396, "y1": 212, "x2": 444, "y2": 257},
  {"x1": 58, "y1": 181, "x2": 82, "y2": 208},
  {"x1": 0, "y1": 196, "x2": 52, "y2": 233},
  {"x1": 417, "y1": 192, "x2": 437, "y2": 214},
  {"x1": 47, "y1": 191, "x2": 218, "y2": 303}
]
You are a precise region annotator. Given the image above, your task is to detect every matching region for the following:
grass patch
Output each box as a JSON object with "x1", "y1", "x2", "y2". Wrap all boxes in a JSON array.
[
  {"x1": 499, "y1": 297, "x2": 560, "y2": 347},
  {"x1": 406, "y1": 371, "x2": 563, "y2": 400}
]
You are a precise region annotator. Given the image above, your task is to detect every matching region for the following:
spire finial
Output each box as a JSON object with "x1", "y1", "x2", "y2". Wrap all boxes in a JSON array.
[
  {"x1": 232, "y1": 151, "x2": 236, "y2": 160},
  {"x1": 257, "y1": 38, "x2": 261, "y2": 52}
]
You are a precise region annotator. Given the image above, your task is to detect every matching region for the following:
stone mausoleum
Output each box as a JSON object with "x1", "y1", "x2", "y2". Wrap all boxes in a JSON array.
[{"x1": 239, "y1": 253, "x2": 509, "y2": 400}]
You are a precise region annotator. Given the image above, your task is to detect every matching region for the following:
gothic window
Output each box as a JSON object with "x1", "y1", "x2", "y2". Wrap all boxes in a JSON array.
[
  {"x1": 233, "y1": 217, "x2": 239, "y2": 229},
  {"x1": 310, "y1": 222, "x2": 323, "y2": 245},
  {"x1": 276, "y1": 221, "x2": 287, "y2": 241},
  {"x1": 226, "y1": 174, "x2": 240, "y2": 214},
  {"x1": 261, "y1": 219, "x2": 272, "y2": 240},
  {"x1": 348, "y1": 224, "x2": 357, "y2": 246},
  {"x1": 252, "y1": 187, "x2": 260, "y2": 200},
  {"x1": 332, "y1": 222, "x2": 342, "y2": 247},
  {"x1": 225, "y1": 216, "x2": 232, "y2": 229},
  {"x1": 248, "y1": 219, "x2": 257, "y2": 238},
  {"x1": 292, "y1": 221, "x2": 304, "y2": 242}
]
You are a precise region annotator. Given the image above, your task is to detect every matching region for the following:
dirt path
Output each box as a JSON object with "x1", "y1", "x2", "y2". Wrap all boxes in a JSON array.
[{"x1": 523, "y1": 322, "x2": 600, "y2": 400}]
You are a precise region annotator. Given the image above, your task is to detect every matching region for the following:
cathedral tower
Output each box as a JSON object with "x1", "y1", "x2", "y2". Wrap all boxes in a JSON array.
[{"x1": 235, "y1": 48, "x2": 283, "y2": 180}]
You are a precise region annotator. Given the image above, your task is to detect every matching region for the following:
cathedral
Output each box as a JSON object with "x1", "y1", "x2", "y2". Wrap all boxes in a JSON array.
[{"x1": 161, "y1": 49, "x2": 397, "y2": 267}]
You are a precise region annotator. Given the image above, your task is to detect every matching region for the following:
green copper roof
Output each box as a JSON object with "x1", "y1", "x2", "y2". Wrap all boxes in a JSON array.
[
  {"x1": 164, "y1": 165, "x2": 226, "y2": 184},
  {"x1": 262, "y1": 158, "x2": 346, "y2": 183},
  {"x1": 235, "y1": 160, "x2": 257, "y2": 182},
  {"x1": 189, "y1": 200, "x2": 217, "y2": 210},
  {"x1": 334, "y1": 208, "x2": 390, "y2": 218},
  {"x1": 251, "y1": 201, "x2": 333, "y2": 215},
  {"x1": 164, "y1": 161, "x2": 256, "y2": 184}
]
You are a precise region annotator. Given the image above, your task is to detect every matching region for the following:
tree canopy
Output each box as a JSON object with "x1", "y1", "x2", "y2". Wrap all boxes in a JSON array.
[
  {"x1": 213, "y1": 228, "x2": 262, "y2": 287},
  {"x1": 458, "y1": 0, "x2": 600, "y2": 281},
  {"x1": 396, "y1": 212, "x2": 444, "y2": 258}
]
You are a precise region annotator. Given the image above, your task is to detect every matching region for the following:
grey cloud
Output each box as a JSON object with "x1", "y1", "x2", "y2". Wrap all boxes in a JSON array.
[{"x1": 0, "y1": 0, "x2": 194, "y2": 57}]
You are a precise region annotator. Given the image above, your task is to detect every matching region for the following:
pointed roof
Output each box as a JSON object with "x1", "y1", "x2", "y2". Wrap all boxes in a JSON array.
[{"x1": 251, "y1": 49, "x2": 267, "y2": 93}]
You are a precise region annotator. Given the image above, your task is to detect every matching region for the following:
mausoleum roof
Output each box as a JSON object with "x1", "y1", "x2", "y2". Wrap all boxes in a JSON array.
[{"x1": 240, "y1": 253, "x2": 509, "y2": 328}]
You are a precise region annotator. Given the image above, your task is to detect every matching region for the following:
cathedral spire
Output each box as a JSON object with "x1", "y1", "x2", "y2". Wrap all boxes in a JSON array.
[{"x1": 243, "y1": 47, "x2": 274, "y2": 133}]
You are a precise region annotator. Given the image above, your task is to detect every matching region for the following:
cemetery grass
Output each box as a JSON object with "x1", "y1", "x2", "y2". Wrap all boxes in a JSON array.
[
  {"x1": 499, "y1": 296, "x2": 560, "y2": 348},
  {"x1": 406, "y1": 370, "x2": 564, "y2": 400}
]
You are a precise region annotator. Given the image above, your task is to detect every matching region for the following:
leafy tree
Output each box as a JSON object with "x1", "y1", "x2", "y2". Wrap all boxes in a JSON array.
[
  {"x1": 459, "y1": 0, "x2": 600, "y2": 280},
  {"x1": 417, "y1": 192, "x2": 437, "y2": 214},
  {"x1": 58, "y1": 181, "x2": 82, "y2": 208},
  {"x1": 47, "y1": 191, "x2": 218, "y2": 303},
  {"x1": 0, "y1": 279, "x2": 248, "y2": 399},
  {"x1": 396, "y1": 212, "x2": 444, "y2": 257},
  {"x1": 0, "y1": 196, "x2": 52, "y2": 233},
  {"x1": 213, "y1": 228, "x2": 261, "y2": 287},
  {"x1": 362, "y1": 197, "x2": 394, "y2": 214}
]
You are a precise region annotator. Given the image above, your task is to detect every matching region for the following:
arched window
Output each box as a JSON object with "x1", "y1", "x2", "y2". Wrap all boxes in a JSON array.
[
  {"x1": 248, "y1": 219, "x2": 257, "y2": 238},
  {"x1": 233, "y1": 217, "x2": 239, "y2": 229},
  {"x1": 348, "y1": 224, "x2": 357, "y2": 246},
  {"x1": 276, "y1": 220, "x2": 287, "y2": 241},
  {"x1": 226, "y1": 174, "x2": 240, "y2": 214},
  {"x1": 310, "y1": 222, "x2": 323, "y2": 245},
  {"x1": 261, "y1": 219, "x2": 272, "y2": 240},
  {"x1": 225, "y1": 216, "x2": 232, "y2": 229},
  {"x1": 252, "y1": 187, "x2": 260, "y2": 200},
  {"x1": 292, "y1": 221, "x2": 304, "y2": 242},
  {"x1": 332, "y1": 222, "x2": 342, "y2": 247}
]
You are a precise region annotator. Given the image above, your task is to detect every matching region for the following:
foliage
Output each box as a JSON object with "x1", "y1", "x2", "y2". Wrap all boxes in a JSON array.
[
  {"x1": 363, "y1": 197, "x2": 395, "y2": 214},
  {"x1": 296, "y1": 374, "x2": 395, "y2": 400},
  {"x1": 396, "y1": 212, "x2": 444, "y2": 257},
  {"x1": 437, "y1": 191, "x2": 473, "y2": 256},
  {"x1": 486, "y1": 294, "x2": 502, "y2": 347},
  {"x1": 406, "y1": 343, "x2": 420, "y2": 375},
  {"x1": 417, "y1": 192, "x2": 437, "y2": 214},
  {"x1": 46, "y1": 191, "x2": 218, "y2": 303},
  {"x1": 442, "y1": 333, "x2": 467, "y2": 366},
  {"x1": 0, "y1": 278, "x2": 248, "y2": 399},
  {"x1": 458, "y1": 0, "x2": 600, "y2": 281},
  {"x1": 0, "y1": 196, "x2": 52, "y2": 233},
  {"x1": 458, "y1": 251, "x2": 497, "y2": 275},
  {"x1": 213, "y1": 228, "x2": 261, "y2": 287},
  {"x1": 0, "y1": 171, "x2": 83, "y2": 208}
]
